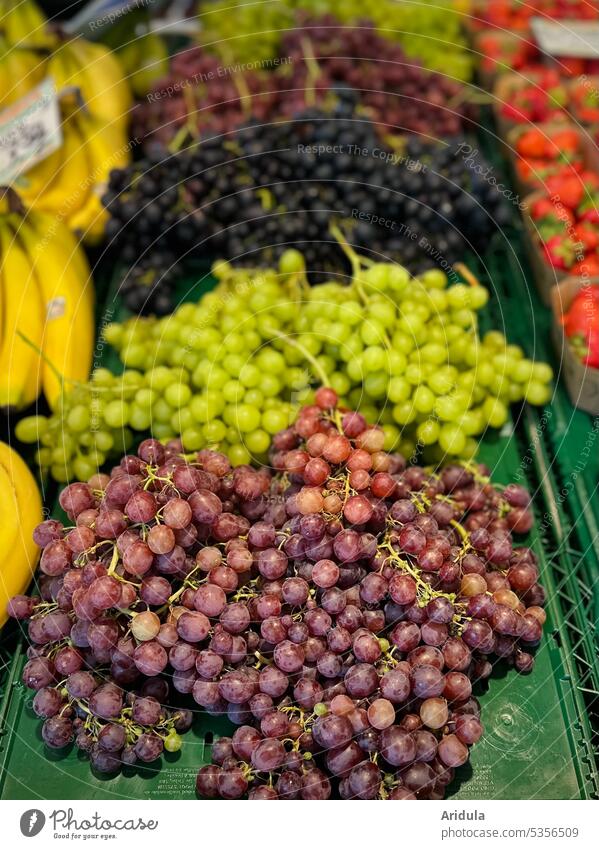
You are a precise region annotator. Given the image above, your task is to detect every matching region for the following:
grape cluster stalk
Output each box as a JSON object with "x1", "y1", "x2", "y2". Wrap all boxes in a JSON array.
[{"x1": 9, "y1": 392, "x2": 545, "y2": 796}]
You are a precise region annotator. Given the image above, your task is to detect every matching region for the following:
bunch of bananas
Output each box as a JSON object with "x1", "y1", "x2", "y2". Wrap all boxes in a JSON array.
[
  {"x1": 16, "y1": 105, "x2": 132, "y2": 244},
  {"x1": 0, "y1": 440, "x2": 42, "y2": 629},
  {"x1": 0, "y1": 199, "x2": 94, "y2": 411},
  {"x1": 0, "y1": 0, "x2": 133, "y2": 243}
]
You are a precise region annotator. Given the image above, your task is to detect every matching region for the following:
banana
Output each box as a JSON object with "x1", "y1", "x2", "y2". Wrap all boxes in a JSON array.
[
  {"x1": 0, "y1": 439, "x2": 43, "y2": 629},
  {"x1": 0, "y1": 37, "x2": 47, "y2": 109},
  {"x1": 26, "y1": 119, "x2": 91, "y2": 216},
  {"x1": 0, "y1": 215, "x2": 44, "y2": 408},
  {"x1": 23, "y1": 208, "x2": 92, "y2": 301},
  {"x1": 0, "y1": 0, "x2": 54, "y2": 50},
  {"x1": 59, "y1": 37, "x2": 132, "y2": 129},
  {"x1": 17, "y1": 213, "x2": 94, "y2": 409}
]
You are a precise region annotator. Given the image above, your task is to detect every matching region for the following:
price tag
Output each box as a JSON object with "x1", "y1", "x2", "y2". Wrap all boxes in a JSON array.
[
  {"x1": 0, "y1": 78, "x2": 62, "y2": 186},
  {"x1": 531, "y1": 17, "x2": 599, "y2": 58}
]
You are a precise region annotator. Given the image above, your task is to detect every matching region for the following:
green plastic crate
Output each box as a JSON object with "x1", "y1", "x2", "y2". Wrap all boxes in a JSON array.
[{"x1": 2, "y1": 121, "x2": 599, "y2": 800}]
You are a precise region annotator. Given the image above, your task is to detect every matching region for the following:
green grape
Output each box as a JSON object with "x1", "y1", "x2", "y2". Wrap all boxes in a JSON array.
[
  {"x1": 525, "y1": 381, "x2": 551, "y2": 406},
  {"x1": 203, "y1": 420, "x2": 227, "y2": 443},
  {"x1": 223, "y1": 353, "x2": 245, "y2": 376},
  {"x1": 382, "y1": 424, "x2": 401, "y2": 451},
  {"x1": 223, "y1": 380, "x2": 245, "y2": 403},
  {"x1": 245, "y1": 429, "x2": 270, "y2": 454},
  {"x1": 360, "y1": 320, "x2": 387, "y2": 346},
  {"x1": 259, "y1": 374, "x2": 281, "y2": 398},
  {"x1": 146, "y1": 366, "x2": 173, "y2": 391},
  {"x1": 15, "y1": 415, "x2": 49, "y2": 443},
  {"x1": 361, "y1": 346, "x2": 387, "y2": 373},
  {"x1": 439, "y1": 423, "x2": 466, "y2": 455},
  {"x1": 413, "y1": 385, "x2": 435, "y2": 414},
  {"x1": 242, "y1": 389, "x2": 263, "y2": 409},
  {"x1": 129, "y1": 405, "x2": 152, "y2": 431},
  {"x1": 393, "y1": 401, "x2": 416, "y2": 425},
  {"x1": 387, "y1": 376, "x2": 411, "y2": 403},
  {"x1": 258, "y1": 347, "x2": 286, "y2": 373},
  {"x1": 103, "y1": 400, "x2": 130, "y2": 429},
  {"x1": 483, "y1": 397, "x2": 509, "y2": 428},
  {"x1": 234, "y1": 404, "x2": 261, "y2": 433},
  {"x1": 416, "y1": 419, "x2": 440, "y2": 446},
  {"x1": 364, "y1": 372, "x2": 388, "y2": 399},
  {"x1": 181, "y1": 427, "x2": 204, "y2": 451},
  {"x1": 531, "y1": 362, "x2": 553, "y2": 383},
  {"x1": 152, "y1": 422, "x2": 173, "y2": 440},
  {"x1": 51, "y1": 464, "x2": 72, "y2": 483},
  {"x1": 153, "y1": 399, "x2": 172, "y2": 423},
  {"x1": 435, "y1": 395, "x2": 463, "y2": 422},
  {"x1": 229, "y1": 443, "x2": 251, "y2": 466},
  {"x1": 171, "y1": 407, "x2": 194, "y2": 434},
  {"x1": 279, "y1": 248, "x2": 305, "y2": 275}
]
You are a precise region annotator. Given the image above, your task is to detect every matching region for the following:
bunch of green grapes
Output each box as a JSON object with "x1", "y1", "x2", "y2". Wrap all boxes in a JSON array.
[
  {"x1": 17, "y1": 248, "x2": 552, "y2": 482},
  {"x1": 198, "y1": 0, "x2": 473, "y2": 81}
]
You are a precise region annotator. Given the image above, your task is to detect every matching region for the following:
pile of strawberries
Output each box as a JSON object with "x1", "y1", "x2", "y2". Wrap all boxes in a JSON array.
[
  {"x1": 500, "y1": 69, "x2": 569, "y2": 125},
  {"x1": 513, "y1": 125, "x2": 585, "y2": 189},
  {"x1": 529, "y1": 172, "x2": 599, "y2": 277},
  {"x1": 570, "y1": 77, "x2": 599, "y2": 124}
]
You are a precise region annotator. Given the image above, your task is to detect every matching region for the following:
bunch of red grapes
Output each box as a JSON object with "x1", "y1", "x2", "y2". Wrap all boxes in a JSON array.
[
  {"x1": 8, "y1": 391, "x2": 544, "y2": 797},
  {"x1": 134, "y1": 16, "x2": 465, "y2": 147}
]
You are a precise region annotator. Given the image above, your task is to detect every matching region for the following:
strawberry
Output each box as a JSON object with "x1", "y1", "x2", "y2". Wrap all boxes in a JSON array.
[
  {"x1": 571, "y1": 254, "x2": 599, "y2": 278},
  {"x1": 573, "y1": 223, "x2": 599, "y2": 252},
  {"x1": 562, "y1": 285, "x2": 599, "y2": 368},
  {"x1": 550, "y1": 128, "x2": 580, "y2": 159},
  {"x1": 579, "y1": 202, "x2": 599, "y2": 225},
  {"x1": 545, "y1": 174, "x2": 584, "y2": 208},
  {"x1": 543, "y1": 234, "x2": 578, "y2": 270},
  {"x1": 530, "y1": 197, "x2": 575, "y2": 231},
  {"x1": 517, "y1": 128, "x2": 546, "y2": 159}
]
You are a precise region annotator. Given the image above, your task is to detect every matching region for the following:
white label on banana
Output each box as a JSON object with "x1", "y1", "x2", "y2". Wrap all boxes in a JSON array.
[
  {"x1": 0, "y1": 78, "x2": 62, "y2": 185},
  {"x1": 47, "y1": 297, "x2": 66, "y2": 320}
]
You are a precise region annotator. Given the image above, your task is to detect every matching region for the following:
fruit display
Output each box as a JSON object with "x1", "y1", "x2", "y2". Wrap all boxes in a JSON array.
[
  {"x1": 0, "y1": 198, "x2": 94, "y2": 410},
  {"x1": 135, "y1": 17, "x2": 466, "y2": 149},
  {"x1": 17, "y1": 245, "x2": 553, "y2": 482},
  {"x1": 106, "y1": 108, "x2": 504, "y2": 314},
  {"x1": 527, "y1": 175, "x2": 599, "y2": 279},
  {"x1": 8, "y1": 394, "x2": 545, "y2": 792},
  {"x1": 561, "y1": 284, "x2": 599, "y2": 369},
  {"x1": 197, "y1": 1, "x2": 473, "y2": 81},
  {"x1": 0, "y1": 440, "x2": 43, "y2": 629}
]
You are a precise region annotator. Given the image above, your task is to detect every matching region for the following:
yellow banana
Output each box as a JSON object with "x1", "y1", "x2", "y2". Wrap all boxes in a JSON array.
[
  {"x1": 0, "y1": 0, "x2": 54, "y2": 49},
  {"x1": 0, "y1": 216, "x2": 44, "y2": 408},
  {"x1": 0, "y1": 38, "x2": 47, "y2": 109},
  {"x1": 13, "y1": 143, "x2": 64, "y2": 208},
  {"x1": 66, "y1": 37, "x2": 132, "y2": 127},
  {"x1": 17, "y1": 214, "x2": 94, "y2": 409},
  {"x1": 0, "y1": 439, "x2": 43, "y2": 629},
  {"x1": 24, "y1": 208, "x2": 92, "y2": 303},
  {"x1": 27, "y1": 120, "x2": 91, "y2": 216}
]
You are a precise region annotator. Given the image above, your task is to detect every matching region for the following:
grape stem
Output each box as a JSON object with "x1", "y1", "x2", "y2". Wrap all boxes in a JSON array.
[{"x1": 269, "y1": 329, "x2": 330, "y2": 387}]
